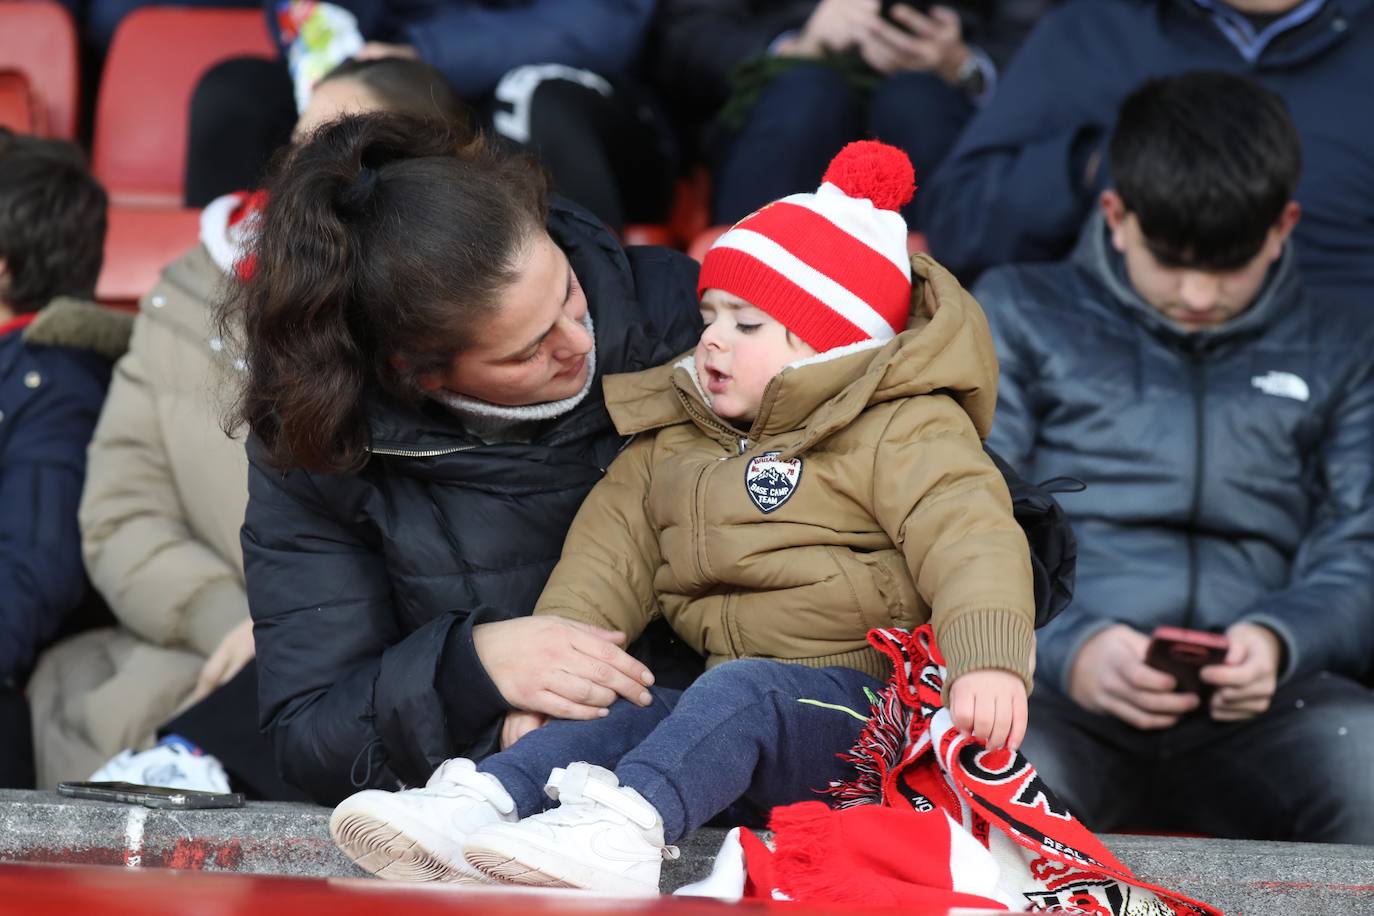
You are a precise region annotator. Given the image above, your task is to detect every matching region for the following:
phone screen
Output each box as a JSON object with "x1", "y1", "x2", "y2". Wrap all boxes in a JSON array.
[{"x1": 881, "y1": 0, "x2": 934, "y2": 24}]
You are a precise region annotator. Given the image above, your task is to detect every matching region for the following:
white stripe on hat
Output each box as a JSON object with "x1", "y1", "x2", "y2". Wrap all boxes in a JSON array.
[
  {"x1": 715, "y1": 228, "x2": 899, "y2": 341},
  {"x1": 775, "y1": 183, "x2": 912, "y2": 278}
]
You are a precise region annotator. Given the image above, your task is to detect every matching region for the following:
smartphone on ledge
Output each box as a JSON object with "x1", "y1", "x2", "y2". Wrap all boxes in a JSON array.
[
  {"x1": 57, "y1": 780, "x2": 245, "y2": 810},
  {"x1": 1144, "y1": 626, "x2": 1229, "y2": 696}
]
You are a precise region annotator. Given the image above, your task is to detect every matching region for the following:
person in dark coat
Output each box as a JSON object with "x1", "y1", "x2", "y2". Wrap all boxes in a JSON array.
[
  {"x1": 651, "y1": 0, "x2": 1052, "y2": 225},
  {"x1": 221, "y1": 113, "x2": 705, "y2": 807},
  {"x1": 975, "y1": 73, "x2": 1374, "y2": 843},
  {"x1": 922, "y1": 0, "x2": 1374, "y2": 304},
  {"x1": 0, "y1": 130, "x2": 130, "y2": 786}
]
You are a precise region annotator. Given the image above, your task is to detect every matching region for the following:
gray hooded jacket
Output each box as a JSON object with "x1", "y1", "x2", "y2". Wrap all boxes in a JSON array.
[{"x1": 973, "y1": 212, "x2": 1374, "y2": 693}]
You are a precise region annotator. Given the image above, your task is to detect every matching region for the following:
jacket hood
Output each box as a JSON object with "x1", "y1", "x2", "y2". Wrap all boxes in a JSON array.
[
  {"x1": 21, "y1": 297, "x2": 133, "y2": 360},
  {"x1": 605, "y1": 252, "x2": 1000, "y2": 453},
  {"x1": 1071, "y1": 207, "x2": 1301, "y2": 347}
]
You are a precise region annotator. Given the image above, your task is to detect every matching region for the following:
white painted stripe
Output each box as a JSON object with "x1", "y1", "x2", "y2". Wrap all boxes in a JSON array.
[
  {"x1": 124, "y1": 806, "x2": 148, "y2": 868},
  {"x1": 714, "y1": 230, "x2": 898, "y2": 341},
  {"x1": 774, "y1": 183, "x2": 912, "y2": 277}
]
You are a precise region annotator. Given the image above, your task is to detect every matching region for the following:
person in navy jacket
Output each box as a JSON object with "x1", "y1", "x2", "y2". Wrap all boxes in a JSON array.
[
  {"x1": 0, "y1": 130, "x2": 128, "y2": 688},
  {"x1": 923, "y1": 0, "x2": 1374, "y2": 306}
]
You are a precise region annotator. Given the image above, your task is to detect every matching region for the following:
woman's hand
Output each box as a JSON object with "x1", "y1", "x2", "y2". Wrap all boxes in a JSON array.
[
  {"x1": 501, "y1": 710, "x2": 549, "y2": 750},
  {"x1": 190, "y1": 617, "x2": 256, "y2": 704},
  {"x1": 473, "y1": 617, "x2": 655, "y2": 720},
  {"x1": 948, "y1": 668, "x2": 1028, "y2": 751}
]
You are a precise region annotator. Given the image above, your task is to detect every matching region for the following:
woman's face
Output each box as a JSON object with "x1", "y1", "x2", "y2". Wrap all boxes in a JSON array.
[{"x1": 418, "y1": 232, "x2": 593, "y2": 406}]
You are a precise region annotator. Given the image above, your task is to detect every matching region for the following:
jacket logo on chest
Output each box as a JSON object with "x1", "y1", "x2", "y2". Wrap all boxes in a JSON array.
[
  {"x1": 744, "y1": 451, "x2": 803, "y2": 514},
  {"x1": 1251, "y1": 370, "x2": 1309, "y2": 402}
]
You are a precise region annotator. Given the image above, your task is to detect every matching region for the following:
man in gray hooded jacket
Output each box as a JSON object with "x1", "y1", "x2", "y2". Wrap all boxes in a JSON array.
[{"x1": 975, "y1": 72, "x2": 1374, "y2": 842}]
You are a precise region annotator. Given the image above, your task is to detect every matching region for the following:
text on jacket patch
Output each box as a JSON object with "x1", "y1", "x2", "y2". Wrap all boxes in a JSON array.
[{"x1": 745, "y1": 452, "x2": 803, "y2": 513}]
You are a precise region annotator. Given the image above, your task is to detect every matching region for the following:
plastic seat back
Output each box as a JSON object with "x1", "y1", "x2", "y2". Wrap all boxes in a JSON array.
[
  {"x1": 93, "y1": 7, "x2": 275, "y2": 207},
  {"x1": 0, "y1": 1, "x2": 79, "y2": 139}
]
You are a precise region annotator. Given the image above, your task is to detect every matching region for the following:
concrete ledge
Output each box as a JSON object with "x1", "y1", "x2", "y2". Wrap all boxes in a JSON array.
[{"x1": 1, "y1": 791, "x2": 1371, "y2": 913}]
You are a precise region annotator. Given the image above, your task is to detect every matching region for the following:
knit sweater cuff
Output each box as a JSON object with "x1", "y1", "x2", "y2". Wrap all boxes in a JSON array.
[{"x1": 936, "y1": 608, "x2": 1035, "y2": 696}]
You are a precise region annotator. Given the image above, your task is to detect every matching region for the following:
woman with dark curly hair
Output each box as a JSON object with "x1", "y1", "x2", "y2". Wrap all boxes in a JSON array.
[{"x1": 220, "y1": 112, "x2": 704, "y2": 807}]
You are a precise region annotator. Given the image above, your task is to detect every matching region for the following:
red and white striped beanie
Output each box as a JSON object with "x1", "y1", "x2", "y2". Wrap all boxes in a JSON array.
[{"x1": 698, "y1": 140, "x2": 915, "y2": 354}]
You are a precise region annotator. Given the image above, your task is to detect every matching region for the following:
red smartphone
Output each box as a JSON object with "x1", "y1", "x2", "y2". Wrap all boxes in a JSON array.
[{"x1": 1144, "y1": 626, "x2": 1229, "y2": 696}]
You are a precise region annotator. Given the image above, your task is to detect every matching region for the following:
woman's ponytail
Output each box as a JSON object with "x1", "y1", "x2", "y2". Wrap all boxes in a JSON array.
[{"x1": 219, "y1": 113, "x2": 547, "y2": 474}]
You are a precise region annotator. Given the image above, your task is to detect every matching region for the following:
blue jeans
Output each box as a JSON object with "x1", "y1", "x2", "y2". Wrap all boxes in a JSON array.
[
  {"x1": 478, "y1": 659, "x2": 882, "y2": 843},
  {"x1": 1021, "y1": 671, "x2": 1374, "y2": 843},
  {"x1": 711, "y1": 63, "x2": 973, "y2": 226}
]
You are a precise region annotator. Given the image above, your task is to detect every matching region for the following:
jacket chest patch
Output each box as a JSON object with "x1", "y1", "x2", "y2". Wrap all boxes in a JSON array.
[{"x1": 744, "y1": 451, "x2": 803, "y2": 514}]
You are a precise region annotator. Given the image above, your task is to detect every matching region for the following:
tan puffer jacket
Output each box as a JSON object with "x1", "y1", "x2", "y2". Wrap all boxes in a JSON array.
[
  {"x1": 28, "y1": 244, "x2": 249, "y2": 787},
  {"x1": 535, "y1": 254, "x2": 1035, "y2": 688}
]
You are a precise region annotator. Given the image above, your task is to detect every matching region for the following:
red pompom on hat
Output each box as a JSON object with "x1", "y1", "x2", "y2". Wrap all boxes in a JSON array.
[
  {"x1": 699, "y1": 140, "x2": 916, "y2": 353},
  {"x1": 822, "y1": 140, "x2": 917, "y2": 212}
]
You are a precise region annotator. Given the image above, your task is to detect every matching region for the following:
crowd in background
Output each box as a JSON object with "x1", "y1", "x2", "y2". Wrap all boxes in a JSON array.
[{"x1": 2, "y1": 0, "x2": 1373, "y2": 848}]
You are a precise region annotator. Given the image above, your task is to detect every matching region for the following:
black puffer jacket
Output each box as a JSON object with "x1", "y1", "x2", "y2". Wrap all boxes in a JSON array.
[
  {"x1": 975, "y1": 212, "x2": 1374, "y2": 695},
  {"x1": 243, "y1": 200, "x2": 704, "y2": 804}
]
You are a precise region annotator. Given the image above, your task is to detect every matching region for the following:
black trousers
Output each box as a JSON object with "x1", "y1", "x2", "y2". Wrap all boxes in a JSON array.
[
  {"x1": 1021, "y1": 672, "x2": 1374, "y2": 843},
  {"x1": 184, "y1": 57, "x2": 296, "y2": 207},
  {"x1": 184, "y1": 57, "x2": 675, "y2": 236},
  {"x1": 486, "y1": 66, "x2": 676, "y2": 234},
  {"x1": 161, "y1": 659, "x2": 308, "y2": 802},
  {"x1": 0, "y1": 686, "x2": 34, "y2": 789}
]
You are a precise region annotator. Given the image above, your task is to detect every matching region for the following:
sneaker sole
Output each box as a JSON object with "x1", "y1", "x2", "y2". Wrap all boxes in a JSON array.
[
  {"x1": 463, "y1": 832, "x2": 659, "y2": 897},
  {"x1": 329, "y1": 796, "x2": 495, "y2": 885}
]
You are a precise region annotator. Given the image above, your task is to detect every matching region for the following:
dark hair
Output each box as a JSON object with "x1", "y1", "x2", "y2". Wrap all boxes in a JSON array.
[
  {"x1": 1108, "y1": 71, "x2": 1301, "y2": 270},
  {"x1": 0, "y1": 129, "x2": 108, "y2": 313},
  {"x1": 220, "y1": 113, "x2": 548, "y2": 474},
  {"x1": 318, "y1": 57, "x2": 470, "y2": 136}
]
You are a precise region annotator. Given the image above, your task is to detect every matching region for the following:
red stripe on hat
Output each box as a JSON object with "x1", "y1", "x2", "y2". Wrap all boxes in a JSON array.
[
  {"x1": 739, "y1": 200, "x2": 910, "y2": 328},
  {"x1": 700, "y1": 247, "x2": 871, "y2": 352}
]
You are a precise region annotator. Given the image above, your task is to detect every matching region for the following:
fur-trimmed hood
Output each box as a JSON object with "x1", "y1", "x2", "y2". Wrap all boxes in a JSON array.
[{"x1": 22, "y1": 297, "x2": 133, "y2": 361}]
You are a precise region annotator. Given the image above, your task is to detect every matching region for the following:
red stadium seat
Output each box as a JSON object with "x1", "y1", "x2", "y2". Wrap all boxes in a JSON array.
[
  {"x1": 0, "y1": 0, "x2": 79, "y2": 139},
  {"x1": 96, "y1": 206, "x2": 202, "y2": 307},
  {"x1": 0, "y1": 71, "x2": 41, "y2": 135},
  {"x1": 622, "y1": 224, "x2": 675, "y2": 247},
  {"x1": 93, "y1": 7, "x2": 275, "y2": 207}
]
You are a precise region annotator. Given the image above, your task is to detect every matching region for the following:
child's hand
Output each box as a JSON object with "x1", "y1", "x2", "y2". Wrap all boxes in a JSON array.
[
  {"x1": 948, "y1": 670, "x2": 1028, "y2": 751},
  {"x1": 500, "y1": 710, "x2": 549, "y2": 750}
]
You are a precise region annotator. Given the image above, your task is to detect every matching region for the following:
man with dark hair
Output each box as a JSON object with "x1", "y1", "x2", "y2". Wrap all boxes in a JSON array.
[
  {"x1": 0, "y1": 129, "x2": 130, "y2": 787},
  {"x1": 974, "y1": 72, "x2": 1374, "y2": 842},
  {"x1": 922, "y1": 0, "x2": 1374, "y2": 305}
]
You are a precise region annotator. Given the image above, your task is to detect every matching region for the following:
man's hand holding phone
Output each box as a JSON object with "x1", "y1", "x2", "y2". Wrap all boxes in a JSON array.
[
  {"x1": 1068, "y1": 624, "x2": 1201, "y2": 729},
  {"x1": 1199, "y1": 622, "x2": 1283, "y2": 721}
]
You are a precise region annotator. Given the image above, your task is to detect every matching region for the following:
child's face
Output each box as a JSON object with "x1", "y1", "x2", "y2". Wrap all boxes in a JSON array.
[
  {"x1": 1101, "y1": 190, "x2": 1299, "y2": 332},
  {"x1": 695, "y1": 289, "x2": 816, "y2": 424}
]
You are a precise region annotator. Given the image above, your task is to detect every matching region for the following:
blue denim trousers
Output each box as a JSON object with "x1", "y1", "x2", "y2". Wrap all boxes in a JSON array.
[{"x1": 478, "y1": 659, "x2": 882, "y2": 843}]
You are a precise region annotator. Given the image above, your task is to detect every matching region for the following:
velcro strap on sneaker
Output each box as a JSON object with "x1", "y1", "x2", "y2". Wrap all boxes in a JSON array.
[
  {"x1": 661, "y1": 845, "x2": 681, "y2": 861},
  {"x1": 545, "y1": 765, "x2": 659, "y2": 831}
]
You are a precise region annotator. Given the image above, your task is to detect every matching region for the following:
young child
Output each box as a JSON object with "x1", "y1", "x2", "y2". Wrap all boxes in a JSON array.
[{"x1": 331, "y1": 141, "x2": 1036, "y2": 895}]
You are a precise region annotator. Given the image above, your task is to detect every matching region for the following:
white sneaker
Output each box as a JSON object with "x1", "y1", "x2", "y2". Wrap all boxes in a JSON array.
[
  {"x1": 462, "y1": 762, "x2": 679, "y2": 896},
  {"x1": 330, "y1": 757, "x2": 517, "y2": 883},
  {"x1": 91, "y1": 743, "x2": 231, "y2": 794}
]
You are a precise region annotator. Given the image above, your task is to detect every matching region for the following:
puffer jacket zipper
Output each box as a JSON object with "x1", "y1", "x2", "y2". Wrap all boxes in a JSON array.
[
  {"x1": 368, "y1": 444, "x2": 478, "y2": 458},
  {"x1": 1183, "y1": 346, "x2": 1207, "y2": 629}
]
